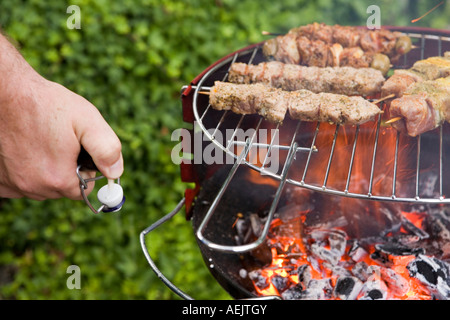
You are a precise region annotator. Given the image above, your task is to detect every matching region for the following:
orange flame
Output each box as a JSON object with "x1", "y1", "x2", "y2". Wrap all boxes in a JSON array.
[
  {"x1": 246, "y1": 117, "x2": 437, "y2": 300},
  {"x1": 252, "y1": 217, "x2": 433, "y2": 300}
]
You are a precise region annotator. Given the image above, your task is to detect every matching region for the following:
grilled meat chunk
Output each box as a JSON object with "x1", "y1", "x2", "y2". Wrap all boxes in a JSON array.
[
  {"x1": 263, "y1": 36, "x2": 382, "y2": 69},
  {"x1": 263, "y1": 23, "x2": 411, "y2": 73},
  {"x1": 288, "y1": 90, "x2": 381, "y2": 125},
  {"x1": 389, "y1": 94, "x2": 438, "y2": 137},
  {"x1": 381, "y1": 70, "x2": 424, "y2": 98},
  {"x1": 389, "y1": 77, "x2": 450, "y2": 136},
  {"x1": 228, "y1": 61, "x2": 385, "y2": 97},
  {"x1": 209, "y1": 81, "x2": 289, "y2": 123},
  {"x1": 209, "y1": 81, "x2": 381, "y2": 125},
  {"x1": 381, "y1": 54, "x2": 450, "y2": 98},
  {"x1": 288, "y1": 23, "x2": 409, "y2": 59}
]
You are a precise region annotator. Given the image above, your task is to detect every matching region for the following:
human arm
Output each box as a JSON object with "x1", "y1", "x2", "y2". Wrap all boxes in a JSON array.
[{"x1": 0, "y1": 33, "x2": 123, "y2": 200}]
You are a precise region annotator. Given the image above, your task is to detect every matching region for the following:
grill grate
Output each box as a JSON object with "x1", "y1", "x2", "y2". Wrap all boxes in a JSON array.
[
  {"x1": 192, "y1": 29, "x2": 450, "y2": 207},
  {"x1": 189, "y1": 28, "x2": 450, "y2": 253}
]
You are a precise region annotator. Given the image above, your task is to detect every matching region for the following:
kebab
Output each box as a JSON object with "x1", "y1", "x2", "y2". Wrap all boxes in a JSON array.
[
  {"x1": 228, "y1": 61, "x2": 385, "y2": 97},
  {"x1": 263, "y1": 23, "x2": 412, "y2": 74},
  {"x1": 208, "y1": 81, "x2": 381, "y2": 125},
  {"x1": 263, "y1": 34, "x2": 392, "y2": 75},
  {"x1": 289, "y1": 23, "x2": 412, "y2": 60},
  {"x1": 381, "y1": 54, "x2": 450, "y2": 98},
  {"x1": 387, "y1": 77, "x2": 450, "y2": 137},
  {"x1": 381, "y1": 53, "x2": 450, "y2": 136}
]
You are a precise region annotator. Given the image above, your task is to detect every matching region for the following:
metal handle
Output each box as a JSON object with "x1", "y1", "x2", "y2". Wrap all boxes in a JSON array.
[
  {"x1": 139, "y1": 197, "x2": 194, "y2": 300},
  {"x1": 76, "y1": 147, "x2": 125, "y2": 214},
  {"x1": 139, "y1": 197, "x2": 281, "y2": 300},
  {"x1": 195, "y1": 140, "x2": 298, "y2": 253}
]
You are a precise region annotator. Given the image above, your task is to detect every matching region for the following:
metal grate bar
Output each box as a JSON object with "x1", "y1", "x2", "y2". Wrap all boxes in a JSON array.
[
  {"x1": 392, "y1": 131, "x2": 400, "y2": 199},
  {"x1": 420, "y1": 34, "x2": 425, "y2": 60},
  {"x1": 230, "y1": 140, "x2": 313, "y2": 153},
  {"x1": 440, "y1": 125, "x2": 444, "y2": 200},
  {"x1": 211, "y1": 110, "x2": 229, "y2": 139},
  {"x1": 323, "y1": 124, "x2": 340, "y2": 189},
  {"x1": 261, "y1": 123, "x2": 280, "y2": 169},
  {"x1": 368, "y1": 114, "x2": 382, "y2": 197},
  {"x1": 345, "y1": 125, "x2": 360, "y2": 194},
  {"x1": 226, "y1": 114, "x2": 246, "y2": 150},
  {"x1": 415, "y1": 135, "x2": 422, "y2": 199},
  {"x1": 245, "y1": 118, "x2": 263, "y2": 164},
  {"x1": 301, "y1": 122, "x2": 320, "y2": 184},
  {"x1": 247, "y1": 46, "x2": 259, "y2": 64}
]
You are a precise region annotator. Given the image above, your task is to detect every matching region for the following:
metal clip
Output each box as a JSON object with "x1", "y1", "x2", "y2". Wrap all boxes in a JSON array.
[{"x1": 76, "y1": 165, "x2": 125, "y2": 214}]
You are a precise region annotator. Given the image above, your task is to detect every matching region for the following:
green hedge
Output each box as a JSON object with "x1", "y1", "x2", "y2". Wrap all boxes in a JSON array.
[{"x1": 0, "y1": 0, "x2": 447, "y2": 299}]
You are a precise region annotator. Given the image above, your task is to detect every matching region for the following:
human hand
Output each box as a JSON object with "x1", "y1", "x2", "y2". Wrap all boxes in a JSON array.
[{"x1": 0, "y1": 36, "x2": 123, "y2": 200}]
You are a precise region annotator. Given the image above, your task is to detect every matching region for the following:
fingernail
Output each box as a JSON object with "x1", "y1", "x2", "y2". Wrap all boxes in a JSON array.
[{"x1": 107, "y1": 155, "x2": 123, "y2": 179}]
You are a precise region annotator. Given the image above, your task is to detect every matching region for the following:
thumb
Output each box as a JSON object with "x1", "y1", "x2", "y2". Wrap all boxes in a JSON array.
[{"x1": 73, "y1": 101, "x2": 123, "y2": 180}]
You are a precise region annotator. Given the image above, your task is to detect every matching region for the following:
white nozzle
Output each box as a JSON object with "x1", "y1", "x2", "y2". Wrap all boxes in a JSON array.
[{"x1": 97, "y1": 182, "x2": 124, "y2": 208}]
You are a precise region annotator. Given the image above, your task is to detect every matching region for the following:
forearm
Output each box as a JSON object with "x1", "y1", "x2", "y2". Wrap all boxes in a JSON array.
[{"x1": 0, "y1": 33, "x2": 41, "y2": 103}]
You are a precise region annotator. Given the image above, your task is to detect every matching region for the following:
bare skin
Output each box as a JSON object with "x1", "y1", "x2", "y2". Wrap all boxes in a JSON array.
[{"x1": 0, "y1": 33, "x2": 123, "y2": 200}]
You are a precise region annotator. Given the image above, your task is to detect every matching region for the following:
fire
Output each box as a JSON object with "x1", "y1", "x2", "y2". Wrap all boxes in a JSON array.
[
  {"x1": 401, "y1": 211, "x2": 426, "y2": 230},
  {"x1": 242, "y1": 115, "x2": 450, "y2": 300},
  {"x1": 250, "y1": 216, "x2": 435, "y2": 300}
]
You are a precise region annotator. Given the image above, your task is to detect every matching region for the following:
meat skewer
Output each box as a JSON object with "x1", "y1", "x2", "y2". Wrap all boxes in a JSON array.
[
  {"x1": 381, "y1": 53, "x2": 450, "y2": 136},
  {"x1": 208, "y1": 81, "x2": 381, "y2": 125},
  {"x1": 381, "y1": 54, "x2": 450, "y2": 98},
  {"x1": 289, "y1": 23, "x2": 412, "y2": 60},
  {"x1": 263, "y1": 34, "x2": 392, "y2": 75},
  {"x1": 388, "y1": 77, "x2": 450, "y2": 137},
  {"x1": 228, "y1": 61, "x2": 385, "y2": 97},
  {"x1": 262, "y1": 23, "x2": 412, "y2": 74}
]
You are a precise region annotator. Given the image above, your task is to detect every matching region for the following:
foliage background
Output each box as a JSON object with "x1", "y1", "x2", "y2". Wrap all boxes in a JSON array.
[{"x1": 0, "y1": 0, "x2": 447, "y2": 300}]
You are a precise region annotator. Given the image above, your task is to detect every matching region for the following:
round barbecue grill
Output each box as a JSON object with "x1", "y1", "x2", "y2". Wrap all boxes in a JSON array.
[{"x1": 141, "y1": 26, "x2": 450, "y2": 300}]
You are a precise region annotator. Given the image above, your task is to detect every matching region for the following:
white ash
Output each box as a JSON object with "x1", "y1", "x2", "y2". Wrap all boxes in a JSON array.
[
  {"x1": 407, "y1": 254, "x2": 450, "y2": 299},
  {"x1": 334, "y1": 277, "x2": 363, "y2": 300},
  {"x1": 358, "y1": 273, "x2": 388, "y2": 300}
]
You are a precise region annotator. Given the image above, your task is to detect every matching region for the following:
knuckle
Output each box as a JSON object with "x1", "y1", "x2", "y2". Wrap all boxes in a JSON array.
[
  {"x1": 13, "y1": 175, "x2": 35, "y2": 195},
  {"x1": 105, "y1": 138, "x2": 122, "y2": 161},
  {"x1": 47, "y1": 174, "x2": 67, "y2": 193}
]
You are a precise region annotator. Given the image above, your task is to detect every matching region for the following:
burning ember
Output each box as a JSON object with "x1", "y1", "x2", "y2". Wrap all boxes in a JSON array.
[
  {"x1": 244, "y1": 214, "x2": 450, "y2": 300},
  {"x1": 234, "y1": 121, "x2": 450, "y2": 300}
]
